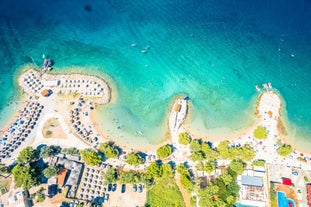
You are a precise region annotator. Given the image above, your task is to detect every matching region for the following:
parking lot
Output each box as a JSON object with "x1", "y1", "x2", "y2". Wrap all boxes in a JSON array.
[{"x1": 103, "y1": 184, "x2": 146, "y2": 207}]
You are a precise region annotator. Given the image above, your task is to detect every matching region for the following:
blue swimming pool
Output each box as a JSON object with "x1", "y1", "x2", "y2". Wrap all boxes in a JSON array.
[{"x1": 277, "y1": 191, "x2": 296, "y2": 207}]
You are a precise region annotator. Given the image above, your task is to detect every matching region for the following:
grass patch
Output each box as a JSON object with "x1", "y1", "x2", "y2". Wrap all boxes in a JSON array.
[
  {"x1": 146, "y1": 178, "x2": 185, "y2": 207},
  {"x1": 0, "y1": 177, "x2": 11, "y2": 195}
]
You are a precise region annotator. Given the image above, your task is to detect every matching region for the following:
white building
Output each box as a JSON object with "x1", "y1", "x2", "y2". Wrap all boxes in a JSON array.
[{"x1": 43, "y1": 80, "x2": 60, "y2": 87}]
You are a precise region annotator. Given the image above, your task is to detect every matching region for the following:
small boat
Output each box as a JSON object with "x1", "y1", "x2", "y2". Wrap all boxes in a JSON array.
[
  {"x1": 268, "y1": 82, "x2": 272, "y2": 89},
  {"x1": 136, "y1": 130, "x2": 143, "y2": 135},
  {"x1": 262, "y1": 83, "x2": 268, "y2": 90},
  {"x1": 290, "y1": 54, "x2": 295, "y2": 58},
  {"x1": 131, "y1": 43, "x2": 137, "y2": 47},
  {"x1": 255, "y1": 85, "x2": 261, "y2": 91},
  {"x1": 141, "y1": 50, "x2": 147, "y2": 53}
]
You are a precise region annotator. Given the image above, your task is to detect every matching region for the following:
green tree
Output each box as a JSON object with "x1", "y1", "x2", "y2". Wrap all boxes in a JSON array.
[
  {"x1": 177, "y1": 165, "x2": 190, "y2": 176},
  {"x1": 12, "y1": 164, "x2": 40, "y2": 190},
  {"x1": 39, "y1": 146, "x2": 55, "y2": 158},
  {"x1": 220, "y1": 173, "x2": 233, "y2": 186},
  {"x1": 61, "y1": 147, "x2": 79, "y2": 155},
  {"x1": 201, "y1": 143, "x2": 219, "y2": 160},
  {"x1": 277, "y1": 145, "x2": 293, "y2": 157},
  {"x1": 176, "y1": 164, "x2": 193, "y2": 192},
  {"x1": 119, "y1": 171, "x2": 136, "y2": 183},
  {"x1": 98, "y1": 142, "x2": 119, "y2": 159},
  {"x1": 162, "y1": 164, "x2": 174, "y2": 179},
  {"x1": 126, "y1": 152, "x2": 143, "y2": 166},
  {"x1": 80, "y1": 150, "x2": 102, "y2": 166},
  {"x1": 18, "y1": 146, "x2": 39, "y2": 164},
  {"x1": 217, "y1": 141, "x2": 230, "y2": 159},
  {"x1": 36, "y1": 187, "x2": 45, "y2": 202},
  {"x1": 101, "y1": 168, "x2": 117, "y2": 184},
  {"x1": 43, "y1": 166, "x2": 59, "y2": 178},
  {"x1": 226, "y1": 195, "x2": 236, "y2": 205},
  {"x1": 254, "y1": 125, "x2": 268, "y2": 139},
  {"x1": 190, "y1": 151, "x2": 205, "y2": 161},
  {"x1": 146, "y1": 162, "x2": 162, "y2": 179},
  {"x1": 190, "y1": 139, "x2": 201, "y2": 152},
  {"x1": 156, "y1": 145, "x2": 173, "y2": 159},
  {"x1": 228, "y1": 160, "x2": 245, "y2": 175},
  {"x1": 178, "y1": 133, "x2": 191, "y2": 145},
  {"x1": 200, "y1": 161, "x2": 216, "y2": 174},
  {"x1": 252, "y1": 160, "x2": 266, "y2": 166}
]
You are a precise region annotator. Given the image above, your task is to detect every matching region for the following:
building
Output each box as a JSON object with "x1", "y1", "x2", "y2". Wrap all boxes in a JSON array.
[
  {"x1": 307, "y1": 184, "x2": 311, "y2": 207},
  {"x1": 237, "y1": 170, "x2": 267, "y2": 207},
  {"x1": 282, "y1": 178, "x2": 292, "y2": 186},
  {"x1": 50, "y1": 156, "x2": 84, "y2": 199},
  {"x1": 57, "y1": 168, "x2": 68, "y2": 187},
  {"x1": 43, "y1": 80, "x2": 60, "y2": 87},
  {"x1": 241, "y1": 175, "x2": 263, "y2": 187},
  {"x1": 7, "y1": 191, "x2": 31, "y2": 207}
]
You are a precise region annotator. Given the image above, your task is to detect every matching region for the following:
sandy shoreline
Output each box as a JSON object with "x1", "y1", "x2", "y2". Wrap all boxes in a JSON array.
[{"x1": 1, "y1": 65, "x2": 311, "y2": 156}]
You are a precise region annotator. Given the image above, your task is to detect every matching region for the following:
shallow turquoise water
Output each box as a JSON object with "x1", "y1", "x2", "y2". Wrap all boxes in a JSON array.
[{"x1": 0, "y1": 0, "x2": 310, "y2": 148}]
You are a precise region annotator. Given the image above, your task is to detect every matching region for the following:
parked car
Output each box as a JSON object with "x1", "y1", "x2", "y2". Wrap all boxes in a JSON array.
[
  {"x1": 107, "y1": 184, "x2": 112, "y2": 192},
  {"x1": 104, "y1": 194, "x2": 109, "y2": 202},
  {"x1": 112, "y1": 184, "x2": 117, "y2": 192},
  {"x1": 133, "y1": 184, "x2": 137, "y2": 192},
  {"x1": 121, "y1": 184, "x2": 126, "y2": 193},
  {"x1": 138, "y1": 184, "x2": 143, "y2": 193}
]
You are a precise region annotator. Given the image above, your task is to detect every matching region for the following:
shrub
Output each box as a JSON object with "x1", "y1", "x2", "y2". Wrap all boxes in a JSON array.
[
  {"x1": 277, "y1": 145, "x2": 293, "y2": 157},
  {"x1": 252, "y1": 160, "x2": 266, "y2": 166},
  {"x1": 98, "y1": 142, "x2": 119, "y2": 159},
  {"x1": 156, "y1": 145, "x2": 173, "y2": 159},
  {"x1": 80, "y1": 150, "x2": 102, "y2": 166},
  {"x1": 126, "y1": 153, "x2": 143, "y2": 166},
  {"x1": 254, "y1": 126, "x2": 268, "y2": 139},
  {"x1": 178, "y1": 133, "x2": 191, "y2": 145},
  {"x1": 43, "y1": 166, "x2": 59, "y2": 178}
]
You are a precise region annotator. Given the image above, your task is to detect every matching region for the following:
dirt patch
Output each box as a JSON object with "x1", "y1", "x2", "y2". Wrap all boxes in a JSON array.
[
  {"x1": 275, "y1": 184, "x2": 298, "y2": 205},
  {"x1": 42, "y1": 118, "x2": 67, "y2": 139},
  {"x1": 0, "y1": 177, "x2": 11, "y2": 195}
]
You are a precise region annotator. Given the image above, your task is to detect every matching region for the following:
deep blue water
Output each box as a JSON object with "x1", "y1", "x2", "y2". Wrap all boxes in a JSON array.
[{"x1": 0, "y1": 0, "x2": 310, "y2": 148}]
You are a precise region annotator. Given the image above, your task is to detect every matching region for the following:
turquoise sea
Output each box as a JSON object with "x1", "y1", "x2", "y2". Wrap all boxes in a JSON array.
[{"x1": 0, "y1": 0, "x2": 310, "y2": 149}]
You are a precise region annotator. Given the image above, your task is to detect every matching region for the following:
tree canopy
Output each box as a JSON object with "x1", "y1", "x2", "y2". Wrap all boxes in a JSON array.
[
  {"x1": 178, "y1": 133, "x2": 191, "y2": 145},
  {"x1": 98, "y1": 142, "x2": 119, "y2": 159},
  {"x1": 252, "y1": 160, "x2": 266, "y2": 166},
  {"x1": 17, "y1": 146, "x2": 39, "y2": 164},
  {"x1": 228, "y1": 160, "x2": 245, "y2": 176},
  {"x1": 277, "y1": 144, "x2": 293, "y2": 157},
  {"x1": 190, "y1": 139, "x2": 202, "y2": 152},
  {"x1": 80, "y1": 149, "x2": 102, "y2": 166},
  {"x1": 254, "y1": 126, "x2": 268, "y2": 139},
  {"x1": 176, "y1": 164, "x2": 194, "y2": 192},
  {"x1": 101, "y1": 168, "x2": 118, "y2": 184},
  {"x1": 216, "y1": 141, "x2": 255, "y2": 161},
  {"x1": 43, "y1": 166, "x2": 59, "y2": 178},
  {"x1": 126, "y1": 152, "x2": 143, "y2": 167},
  {"x1": 196, "y1": 161, "x2": 216, "y2": 174},
  {"x1": 146, "y1": 162, "x2": 163, "y2": 179},
  {"x1": 39, "y1": 146, "x2": 59, "y2": 158},
  {"x1": 146, "y1": 177, "x2": 185, "y2": 207},
  {"x1": 12, "y1": 164, "x2": 40, "y2": 190},
  {"x1": 119, "y1": 171, "x2": 142, "y2": 184},
  {"x1": 156, "y1": 145, "x2": 173, "y2": 159}
]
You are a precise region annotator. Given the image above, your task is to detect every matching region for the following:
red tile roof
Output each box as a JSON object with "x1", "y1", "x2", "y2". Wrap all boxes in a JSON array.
[
  {"x1": 57, "y1": 168, "x2": 68, "y2": 186},
  {"x1": 282, "y1": 178, "x2": 292, "y2": 186},
  {"x1": 307, "y1": 185, "x2": 311, "y2": 207}
]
